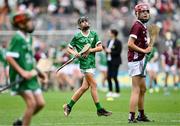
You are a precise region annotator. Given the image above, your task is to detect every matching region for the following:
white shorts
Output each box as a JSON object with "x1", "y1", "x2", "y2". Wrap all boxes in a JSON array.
[
  {"x1": 11, "y1": 88, "x2": 42, "y2": 96},
  {"x1": 58, "y1": 64, "x2": 74, "y2": 75},
  {"x1": 98, "y1": 65, "x2": 107, "y2": 72},
  {"x1": 164, "y1": 65, "x2": 176, "y2": 75},
  {"x1": 146, "y1": 62, "x2": 159, "y2": 72},
  {"x1": 81, "y1": 68, "x2": 95, "y2": 75},
  {"x1": 128, "y1": 58, "x2": 146, "y2": 77}
]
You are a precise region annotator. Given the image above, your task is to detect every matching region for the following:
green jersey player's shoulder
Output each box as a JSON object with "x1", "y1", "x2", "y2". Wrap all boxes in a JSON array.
[
  {"x1": 73, "y1": 32, "x2": 82, "y2": 38},
  {"x1": 90, "y1": 30, "x2": 97, "y2": 35},
  {"x1": 10, "y1": 33, "x2": 24, "y2": 44}
]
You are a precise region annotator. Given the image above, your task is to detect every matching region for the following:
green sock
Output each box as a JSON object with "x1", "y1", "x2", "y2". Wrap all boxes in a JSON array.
[
  {"x1": 95, "y1": 102, "x2": 102, "y2": 110},
  {"x1": 68, "y1": 100, "x2": 75, "y2": 108}
]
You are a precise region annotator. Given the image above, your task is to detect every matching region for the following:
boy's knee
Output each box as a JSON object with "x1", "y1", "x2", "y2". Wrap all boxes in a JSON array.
[
  {"x1": 140, "y1": 88, "x2": 146, "y2": 94},
  {"x1": 28, "y1": 100, "x2": 37, "y2": 110},
  {"x1": 37, "y1": 100, "x2": 45, "y2": 109}
]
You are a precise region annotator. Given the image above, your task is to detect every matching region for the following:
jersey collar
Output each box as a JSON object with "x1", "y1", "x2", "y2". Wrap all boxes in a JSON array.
[
  {"x1": 80, "y1": 30, "x2": 90, "y2": 37},
  {"x1": 16, "y1": 30, "x2": 31, "y2": 43},
  {"x1": 137, "y1": 20, "x2": 147, "y2": 29}
]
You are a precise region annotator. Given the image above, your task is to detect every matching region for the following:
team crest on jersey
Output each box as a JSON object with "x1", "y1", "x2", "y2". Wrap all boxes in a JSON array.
[{"x1": 91, "y1": 38, "x2": 94, "y2": 41}]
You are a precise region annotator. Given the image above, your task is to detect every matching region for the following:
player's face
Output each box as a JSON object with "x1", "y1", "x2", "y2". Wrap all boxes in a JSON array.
[
  {"x1": 26, "y1": 19, "x2": 35, "y2": 33},
  {"x1": 80, "y1": 20, "x2": 90, "y2": 31},
  {"x1": 138, "y1": 10, "x2": 150, "y2": 23}
]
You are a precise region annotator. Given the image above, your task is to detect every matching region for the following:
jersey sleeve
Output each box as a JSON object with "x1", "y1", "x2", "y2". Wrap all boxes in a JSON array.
[
  {"x1": 6, "y1": 36, "x2": 22, "y2": 58},
  {"x1": 129, "y1": 23, "x2": 141, "y2": 39},
  {"x1": 94, "y1": 32, "x2": 101, "y2": 46},
  {"x1": 68, "y1": 35, "x2": 76, "y2": 48}
]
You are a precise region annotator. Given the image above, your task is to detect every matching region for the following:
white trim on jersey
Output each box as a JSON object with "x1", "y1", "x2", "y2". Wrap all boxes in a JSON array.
[
  {"x1": 80, "y1": 30, "x2": 90, "y2": 37},
  {"x1": 130, "y1": 34, "x2": 137, "y2": 39},
  {"x1": 96, "y1": 41, "x2": 101, "y2": 46},
  {"x1": 6, "y1": 51, "x2": 20, "y2": 58},
  {"x1": 68, "y1": 43, "x2": 73, "y2": 49},
  {"x1": 137, "y1": 20, "x2": 147, "y2": 28},
  {"x1": 17, "y1": 30, "x2": 31, "y2": 43}
]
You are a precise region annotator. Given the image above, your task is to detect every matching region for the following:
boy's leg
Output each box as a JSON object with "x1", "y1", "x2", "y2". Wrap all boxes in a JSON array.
[
  {"x1": 129, "y1": 76, "x2": 140, "y2": 122},
  {"x1": 85, "y1": 73, "x2": 112, "y2": 116},
  {"x1": 63, "y1": 77, "x2": 89, "y2": 116},
  {"x1": 148, "y1": 70, "x2": 153, "y2": 88},
  {"x1": 137, "y1": 77, "x2": 151, "y2": 122},
  {"x1": 163, "y1": 72, "x2": 171, "y2": 95},
  {"x1": 165, "y1": 72, "x2": 168, "y2": 87},
  {"x1": 85, "y1": 73, "x2": 99, "y2": 103},
  {"x1": 33, "y1": 90, "x2": 45, "y2": 115},
  {"x1": 153, "y1": 72, "x2": 158, "y2": 86},
  {"x1": 137, "y1": 78, "x2": 146, "y2": 116},
  {"x1": 178, "y1": 69, "x2": 180, "y2": 84},
  {"x1": 102, "y1": 71, "x2": 107, "y2": 87},
  {"x1": 20, "y1": 92, "x2": 36, "y2": 126},
  {"x1": 138, "y1": 77, "x2": 146, "y2": 111},
  {"x1": 149, "y1": 71, "x2": 154, "y2": 93},
  {"x1": 71, "y1": 77, "x2": 89, "y2": 102}
]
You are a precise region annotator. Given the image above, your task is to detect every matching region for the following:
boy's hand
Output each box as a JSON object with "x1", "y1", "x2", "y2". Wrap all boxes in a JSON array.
[
  {"x1": 105, "y1": 48, "x2": 111, "y2": 53},
  {"x1": 81, "y1": 48, "x2": 91, "y2": 58},
  {"x1": 74, "y1": 51, "x2": 81, "y2": 58},
  {"x1": 144, "y1": 46, "x2": 152, "y2": 54},
  {"x1": 30, "y1": 68, "x2": 46, "y2": 79},
  {"x1": 40, "y1": 73, "x2": 48, "y2": 84}
]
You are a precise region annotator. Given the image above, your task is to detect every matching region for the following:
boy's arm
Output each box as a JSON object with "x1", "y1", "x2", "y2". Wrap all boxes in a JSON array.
[
  {"x1": 128, "y1": 37, "x2": 152, "y2": 54},
  {"x1": 67, "y1": 46, "x2": 80, "y2": 58},
  {"x1": 81, "y1": 43, "x2": 102, "y2": 58},
  {"x1": 89, "y1": 43, "x2": 103, "y2": 53},
  {"x1": 6, "y1": 56, "x2": 33, "y2": 80}
]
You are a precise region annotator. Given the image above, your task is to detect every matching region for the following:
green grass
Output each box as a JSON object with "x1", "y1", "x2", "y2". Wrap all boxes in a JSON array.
[{"x1": 0, "y1": 88, "x2": 180, "y2": 126}]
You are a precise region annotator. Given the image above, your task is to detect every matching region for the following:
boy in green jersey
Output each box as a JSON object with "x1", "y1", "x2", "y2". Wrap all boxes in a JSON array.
[
  {"x1": 146, "y1": 46, "x2": 159, "y2": 93},
  {"x1": 6, "y1": 12, "x2": 45, "y2": 126},
  {"x1": 63, "y1": 17, "x2": 112, "y2": 117}
]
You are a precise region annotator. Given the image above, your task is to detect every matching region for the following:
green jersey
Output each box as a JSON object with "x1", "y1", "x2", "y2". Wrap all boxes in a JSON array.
[
  {"x1": 97, "y1": 51, "x2": 107, "y2": 66},
  {"x1": 147, "y1": 47, "x2": 158, "y2": 62},
  {"x1": 69, "y1": 30, "x2": 101, "y2": 69},
  {"x1": 7, "y1": 31, "x2": 40, "y2": 92}
]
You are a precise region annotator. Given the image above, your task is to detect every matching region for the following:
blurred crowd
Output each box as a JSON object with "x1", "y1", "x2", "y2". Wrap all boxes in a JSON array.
[{"x1": 0, "y1": 0, "x2": 180, "y2": 93}]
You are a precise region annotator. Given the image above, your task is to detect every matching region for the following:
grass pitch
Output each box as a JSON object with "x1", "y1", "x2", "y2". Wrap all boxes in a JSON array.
[{"x1": 0, "y1": 88, "x2": 180, "y2": 126}]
